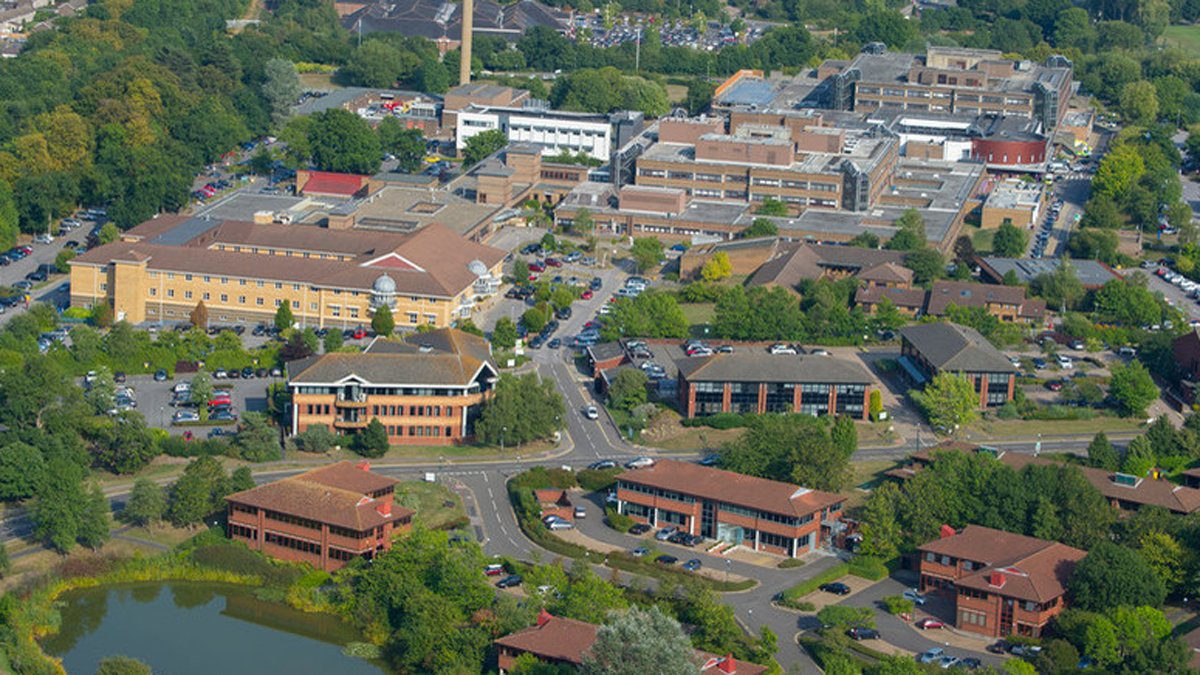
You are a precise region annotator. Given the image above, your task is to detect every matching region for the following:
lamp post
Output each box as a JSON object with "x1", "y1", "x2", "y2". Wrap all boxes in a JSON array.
[
  {"x1": 725, "y1": 558, "x2": 731, "y2": 583},
  {"x1": 501, "y1": 425, "x2": 507, "y2": 453}
]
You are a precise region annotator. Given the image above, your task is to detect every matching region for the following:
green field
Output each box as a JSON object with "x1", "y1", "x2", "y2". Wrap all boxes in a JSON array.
[{"x1": 1163, "y1": 25, "x2": 1200, "y2": 57}]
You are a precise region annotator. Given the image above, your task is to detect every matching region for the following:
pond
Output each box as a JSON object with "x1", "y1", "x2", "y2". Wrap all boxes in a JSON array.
[{"x1": 41, "y1": 581, "x2": 384, "y2": 675}]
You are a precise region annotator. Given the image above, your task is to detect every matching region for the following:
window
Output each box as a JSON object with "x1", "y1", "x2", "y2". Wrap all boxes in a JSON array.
[
  {"x1": 292, "y1": 300, "x2": 299, "y2": 309},
  {"x1": 256, "y1": 297, "x2": 264, "y2": 306},
  {"x1": 238, "y1": 296, "x2": 246, "y2": 304},
  {"x1": 765, "y1": 383, "x2": 795, "y2": 413},
  {"x1": 184, "y1": 291, "x2": 193, "y2": 300},
  {"x1": 149, "y1": 288, "x2": 157, "y2": 297},
  {"x1": 239, "y1": 279, "x2": 247, "y2": 286},
  {"x1": 800, "y1": 383, "x2": 830, "y2": 417},
  {"x1": 959, "y1": 609, "x2": 987, "y2": 627},
  {"x1": 166, "y1": 289, "x2": 175, "y2": 298},
  {"x1": 693, "y1": 381, "x2": 724, "y2": 416},
  {"x1": 256, "y1": 281, "x2": 264, "y2": 288},
  {"x1": 835, "y1": 384, "x2": 866, "y2": 415},
  {"x1": 203, "y1": 292, "x2": 210, "y2": 300},
  {"x1": 185, "y1": 274, "x2": 192, "y2": 281},
  {"x1": 729, "y1": 382, "x2": 759, "y2": 414}
]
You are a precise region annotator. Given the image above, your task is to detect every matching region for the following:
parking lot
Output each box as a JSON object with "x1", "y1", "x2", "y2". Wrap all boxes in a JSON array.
[
  {"x1": 104, "y1": 372, "x2": 275, "y2": 435},
  {"x1": 1145, "y1": 266, "x2": 1200, "y2": 325}
]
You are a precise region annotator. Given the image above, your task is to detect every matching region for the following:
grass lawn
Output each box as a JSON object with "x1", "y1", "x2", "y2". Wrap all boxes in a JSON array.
[
  {"x1": 395, "y1": 480, "x2": 466, "y2": 530},
  {"x1": 650, "y1": 426, "x2": 744, "y2": 452},
  {"x1": 297, "y1": 72, "x2": 337, "y2": 90},
  {"x1": 1163, "y1": 25, "x2": 1200, "y2": 56},
  {"x1": 851, "y1": 459, "x2": 899, "y2": 489},
  {"x1": 970, "y1": 416, "x2": 1143, "y2": 438},
  {"x1": 665, "y1": 83, "x2": 688, "y2": 104},
  {"x1": 323, "y1": 437, "x2": 558, "y2": 462},
  {"x1": 972, "y1": 226, "x2": 995, "y2": 253},
  {"x1": 681, "y1": 303, "x2": 716, "y2": 325}
]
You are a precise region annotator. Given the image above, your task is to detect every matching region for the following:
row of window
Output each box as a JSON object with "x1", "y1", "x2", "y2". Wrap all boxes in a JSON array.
[
  {"x1": 370, "y1": 405, "x2": 457, "y2": 417},
  {"x1": 385, "y1": 425, "x2": 455, "y2": 438},
  {"x1": 960, "y1": 609, "x2": 988, "y2": 627},
  {"x1": 296, "y1": 387, "x2": 473, "y2": 397},
  {"x1": 265, "y1": 510, "x2": 322, "y2": 531},
  {"x1": 264, "y1": 531, "x2": 321, "y2": 554}
]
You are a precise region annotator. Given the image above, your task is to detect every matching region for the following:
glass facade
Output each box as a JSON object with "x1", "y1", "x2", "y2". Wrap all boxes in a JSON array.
[
  {"x1": 800, "y1": 384, "x2": 830, "y2": 416},
  {"x1": 764, "y1": 383, "x2": 795, "y2": 413},
  {"x1": 729, "y1": 382, "x2": 759, "y2": 414},
  {"x1": 693, "y1": 381, "x2": 724, "y2": 416},
  {"x1": 835, "y1": 384, "x2": 866, "y2": 415}
]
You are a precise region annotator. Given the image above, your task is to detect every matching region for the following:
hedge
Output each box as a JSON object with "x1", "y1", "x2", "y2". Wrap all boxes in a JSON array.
[
  {"x1": 605, "y1": 506, "x2": 634, "y2": 533},
  {"x1": 848, "y1": 556, "x2": 889, "y2": 581},
  {"x1": 680, "y1": 412, "x2": 751, "y2": 429},
  {"x1": 782, "y1": 563, "x2": 850, "y2": 600},
  {"x1": 578, "y1": 467, "x2": 620, "y2": 492}
]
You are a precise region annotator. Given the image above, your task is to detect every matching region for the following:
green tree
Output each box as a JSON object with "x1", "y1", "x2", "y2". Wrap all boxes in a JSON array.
[
  {"x1": 308, "y1": 109, "x2": 382, "y2": 174},
  {"x1": 629, "y1": 237, "x2": 664, "y2": 272},
  {"x1": 1093, "y1": 144, "x2": 1146, "y2": 199},
  {"x1": 742, "y1": 218, "x2": 778, "y2": 238},
  {"x1": 492, "y1": 316, "x2": 518, "y2": 350},
  {"x1": 904, "y1": 248, "x2": 945, "y2": 285},
  {"x1": 323, "y1": 327, "x2": 343, "y2": 352},
  {"x1": 1109, "y1": 361, "x2": 1158, "y2": 417},
  {"x1": 342, "y1": 40, "x2": 417, "y2": 88},
  {"x1": 522, "y1": 306, "x2": 548, "y2": 333},
  {"x1": 700, "y1": 252, "x2": 733, "y2": 281},
  {"x1": 94, "y1": 411, "x2": 161, "y2": 474},
  {"x1": 600, "y1": 290, "x2": 689, "y2": 341},
  {"x1": 1122, "y1": 435, "x2": 1156, "y2": 476},
  {"x1": 463, "y1": 129, "x2": 508, "y2": 166},
  {"x1": 831, "y1": 415, "x2": 858, "y2": 458},
  {"x1": 0, "y1": 441, "x2": 46, "y2": 501},
  {"x1": 122, "y1": 477, "x2": 166, "y2": 526},
  {"x1": 78, "y1": 482, "x2": 111, "y2": 549},
  {"x1": 755, "y1": 198, "x2": 788, "y2": 216},
  {"x1": 233, "y1": 412, "x2": 281, "y2": 462},
  {"x1": 30, "y1": 458, "x2": 86, "y2": 552},
  {"x1": 581, "y1": 606, "x2": 698, "y2": 675},
  {"x1": 685, "y1": 78, "x2": 716, "y2": 115},
  {"x1": 372, "y1": 305, "x2": 395, "y2": 337},
  {"x1": 848, "y1": 232, "x2": 881, "y2": 248},
  {"x1": 1120, "y1": 80, "x2": 1160, "y2": 126},
  {"x1": 992, "y1": 220, "x2": 1029, "y2": 257},
  {"x1": 884, "y1": 209, "x2": 926, "y2": 251},
  {"x1": 96, "y1": 656, "x2": 153, "y2": 675},
  {"x1": 274, "y1": 302, "x2": 294, "y2": 332},
  {"x1": 294, "y1": 424, "x2": 338, "y2": 453},
  {"x1": 1087, "y1": 432, "x2": 1120, "y2": 470},
  {"x1": 262, "y1": 58, "x2": 301, "y2": 129},
  {"x1": 1032, "y1": 260, "x2": 1085, "y2": 312},
  {"x1": 0, "y1": 179, "x2": 19, "y2": 250},
  {"x1": 1138, "y1": 530, "x2": 1187, "y2": 593},
  {"x1": 167, "y1": 456, "x2": 228, "y2": 528},
  {"x1": 570, "y1": 207, "x2": 594, "y2": 234},
  {"x1": 377, "y1": 119, "x2": 426, "y2": 174},
  {"x1": 476, "y1": 372, "x2": 566, "y2": 446},
  {"x1": 97, "y1": 222, "x2": 120, "y2": 245},
  {"x1": 1069, "y1": 541, "x2": 1166, "y2": 611},
  {"x1": 608, "y1": 368, "x2": 648, "y2": 412},
  {"x1": 911, "y1": 371, "x2": 979, "y2": 430},
  {"x1": 54, "y1": 248, "x2": 75, "y2": 273},
  {"x1": 721, "y1": 414, "x2": 851, "y2": 491},
  {"x1": 355, "y1": 418, "x2": 390, "y2": 458},
  {"x1": 859, "y1": 481, "x2": 902, "y2": 559}
]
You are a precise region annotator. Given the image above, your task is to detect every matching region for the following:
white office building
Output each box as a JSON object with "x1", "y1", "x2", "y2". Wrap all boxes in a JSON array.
[{"x1": 456, "y1": 105, "x2": 614, "y2": 162}]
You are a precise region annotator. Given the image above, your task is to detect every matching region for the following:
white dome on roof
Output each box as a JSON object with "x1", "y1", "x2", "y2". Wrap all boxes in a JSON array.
[{"x1": 373, "y1": 274, "x2": 396, "y2": 294}]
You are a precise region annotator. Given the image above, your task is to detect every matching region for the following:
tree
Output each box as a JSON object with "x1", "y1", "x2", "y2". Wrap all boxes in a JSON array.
[
  {"x1": 911, "y1": 371, "x2": 978, "y2": 431},
  {"x1": 342, "y1": 40, "x2": 417, "y2": 88},
  {"x1": 97, "y1": 656, "x2": 153, "y2": 675},
  {"x1": 463, "y1": 129, "x2": 508, "y2": 166},
  {"x1": 323, "y1": 327, "x2": 343, "y2": 353},
  {"x1": 94, "y1": 412, "x2": 161, "y2": 474},
  {"x1": 860, "y1": 481, "x2": 902, "y2": 559},
  {"x1": 1109, "y1": 361, "x2": 1158, "y2": 417},
  {"x1": 78, "y1": 482, "x2": 111, "y2": 549},
  {"x1": 742, "y1": 218, "x2": 778, "y2": 238},
  {"x1": 308, "y1": 109, "x2": 382, "y2": 175},
  {"x1": 0, "y1": 180, "x2": 19, "y2": 251},
  {"x1": 522, "y1": 306, "x2": 548, "y2": 333},
  {"x1": 167, "y1": 456, "x2": 229, "y2": 527},
  {"x1": 608, "y1": 368, "x2": 648, "y2": 412},
  {"x1": 1087, "y1": 432, "x2": 1120, "y2": 471},
  {"x1": 1122, "y1": 435, "x2": 1156, "y2": 477},
  {"x1": 262, "y1": 58, "x2": 301, "y2": 129},
  {"x1": 189, "y1": 372, "x2": 214, "y2": 411},
  {"x1": 953, "y1": 235, "x2": 977, "y2": 266},
  {"x1": 274, "y1": 302, "x2": 294, "y2": 332},
  {"x1": 355, "y1": 418, "x2": 390, "y2": 458},
  {"x1": 721, "y1": 414, "x2": 851, "y2": 491},
  {"x1": 1138, "y1": 530, "x2": 1187, "y2": 593},
  {"x1": 1093, "y1": 144, "x2": 1146, "y2": 199},
  {"x1": 1069, "y1": 541, "x2": 1166, "y2": 611},
  {"x1": 848, "y1": 232, "x2": 880, "y2": 248},
  {"x1": 122, "y1": 478, "x2": 166, "y2": 526},
  {"x1": 492, "y1": 316, "x2": 518, "y2": 350},
  {"x1": 1120, "y1": 81, "x2": 1160, "y2": 126},
  {"x1": 992, "y1": 221, "x2": 1028, "y2": 257},
  {"x1": 294, "y1": 424, "x2": 338, "y2": 453},
  {"x1": 581, "y1": 606, "x2": 698, "y2": 675},
  {"x1": 904, "y1": 248, "x2": 945, "y2": 285},
  {"x1": 1033, "y1": 260, "x2": 1084, "y2": 312},
  {"x1": 599, "y1": 290, "x2": 689, "y2": 341},
  {"x1": 884, "y1": 209, "x2": 926, "y2": 251},
  {"x1": 476, "y1": 372, "x2": 566, "y2": 446},
  {"x1": 685, "y1": 78, "x2": 716, "y2": 115},
  {"x1": 700, "y1": 252, "x2": 733, "y2": 281},
  {"x1": 233, "y1": 412, "x2": 281, "y2": 462},
  {"x1": 831, "y1": 415, "x2": 858, "y2": 458},
  {"x1": 755, "y1": 198, "x2": 788, "y2": 216},
  {"x1": 372, "y1": 305, "x2": 395, "y2": 337},
  {"x1": 630, "y1": 237, "x2": 664, "y2": 272},
  {"x1": 190, "y1": 301, "x2": 208, "y2": 329},
  {"x1": 97, "y1": 222, "x2": 120, "y2": 245},
  {"x1": 0, "y1": 441, "x2": 46, "y2": 501},
  {"x1": 377, "y1": 119, "x2": 426, "y2": 173}
]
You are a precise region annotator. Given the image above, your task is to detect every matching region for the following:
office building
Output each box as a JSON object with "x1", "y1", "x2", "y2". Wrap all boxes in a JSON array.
[{"x1": 898, "y1": 323, "x2": 1017, "y2": 407}]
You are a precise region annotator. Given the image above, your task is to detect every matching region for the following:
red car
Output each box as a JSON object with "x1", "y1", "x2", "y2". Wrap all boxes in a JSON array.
[
  {"x1": 528, "y1": 262, "x2": 546, "y2": 273},
  {"x1": 528, "y1": 274, "x2": 539, "y2": 282},
  {"x1": 916, "y1": 618, "x2": 944, "y2": 630},
  {"x1": 352, "y1": 327, "x2": 367, "y2": 340},
  {"x1": 581, "y1": 290, "x2": 593, "y2": 300},
  {"x1": 484, "y1": 564, "x2": 504, "y2": 576},
  {"x1": 1046, "y1": 380, "x2": 1064, "y2": 391},
  {"x1": 545, "y1": 258, "x2": 562, "y2": 267}
]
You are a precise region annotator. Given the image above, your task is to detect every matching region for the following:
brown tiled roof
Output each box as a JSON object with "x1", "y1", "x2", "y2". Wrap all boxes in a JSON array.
[
  {"x1": 924, "y1": 280, "x2": 1045, "y2": 320},
  {"x1": 857, "y1": 262, "x2": 913, "y2": 285},
  {"x1": 921, "y1": 525, "x2": 1085, "y2": 603},
  {"x1": 74, "y1": 221, "x2": 505, "y2": 299},
  {"x1": 618, "y1": 459, "x2": 842, "y2": 519},
  {"x1": 494, "y1": 613, "x2": 767, "y2": 674},
  {"x1": 746, "y1": 243, "x2": 908, "y2": 290},
  {"x1": 288, "y1": 328, "x2": 496, "y2": 386},
  {"x1": 854, "y1": 284, "x2": 927, "y2": 310},
  {"x1": 225, "y1": 462, "x2": 407, "y2": 532},
  {"x1": 910, "y1": 445, "x2": 1200, "y2": 515}
]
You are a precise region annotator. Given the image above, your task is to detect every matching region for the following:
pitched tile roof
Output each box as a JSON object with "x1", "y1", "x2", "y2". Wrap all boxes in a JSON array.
[
  {"x1": 854, "y1": 284, "x2": 927, "y2": 309},
  {"x1": 746, "y1": 243, "x2": 908, "y2": 290},
  {"x1": 618, "y1": 459, "x2": 843, "y2": 519},
  {"x1": 920, "y1": 525, "x2": 1085, "y2": 603},
  {"x1": 289, "y1": 328, "x2": 496, "y2": 386},
  {"x1": 676, "y1": 352, "x2": 874, "y2": 385},
  {"x1": 900, "y1": 322, "x2": 1016, "y2": 373},
  {"x1": 924, "y1": 280, "x2": 1045, "y2": 320},
  {"x1": 224, "y1": 461, "x2": 408, "y2": 531},
  {"x1": 857, "y1": 262, "x2": 913, "y2": 285},
  {"x1": 494, "y1": 612, "x2": 768, "y2": 674}
]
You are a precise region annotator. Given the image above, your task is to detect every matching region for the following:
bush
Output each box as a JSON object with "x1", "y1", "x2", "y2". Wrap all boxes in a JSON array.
[
  {"x1": 848, "y1": 556, "x2": 888, "y2": 581},
  {"x1": 777, "y1": 558, "x2": 807, "y2": 569},
  {"x1": 190, "y1": 542, "x2": 302, "y2": 588},
  {"x1": 777, "y1": 598, "x2": 816, "y2": 611},
  {"x1": 605, "y1": 506, "x2": 634, "y2": 533},
  {"x1": 782, "y1": 563, "x2": 851, "y2": 600},
  {"x1": 680, "y1": 412, "x2": 751, "y2": 429},
  {"x1": 882, "y1": 595, "x2": 914, "y2": 615},
  {"x1": 577, "y1": 467, "x2": 620, "y2": 492}
]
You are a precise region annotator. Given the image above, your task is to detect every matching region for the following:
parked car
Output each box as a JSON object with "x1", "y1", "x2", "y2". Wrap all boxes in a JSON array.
[
  {"x1": 1046, "y1": 380, "x2": 1064, "y2": 392},
  {"x1": 768, "y1": 343, "x2": 797, "y2": 355},
  {"x1": 917, "y1": 648, "x2": 945, "y2": 664},
  {"x1": 210, "y1": 410, "x2": 237, "y2": 422},
  {"x1": 916, "y1": 618, "x2": 945, "y2": 630},
  {"x1": 629, "y1": 523, "x2": 651, "y2": 535},
  {"x1": 574, "y1": 506, "x2": 586, "y2": 519},
  {"x1": 1056, "y1": 354, "x2": 1074, "y2": 369},
  {"x1": 819, "y1": 582, "x2": 851, "y2": 595},
  {"x1": 624, "y1": 456, "x2": 655, "y2": 469},
  {"x1": 846, "y1": 627, "x2": 880, "y2": 641},
  {"x1": 588, "y1": 460, "x2": 616, "y2": 470},
  {"x1": 154, "y1": 369, "x2": 169, "y2": 381},
  {"x1": 682, "y1": 559, "x2": 702, "y2": 572},
  {"x1": 172, "y1": 410, "x2": 200, "y2": 424},
  {"x1": 655, "y1": 526, "x2": 679, "y2": 541},
  {"x1": 935, "y1": 656, "x2": 960, "y2": 670},
  {"x1": 496, "y1": 574, "x2": 523, "y2": 588},
  {"x1": 631, "y1": 546, "x2": 650, "y2": 557},
  {"x1": 958, "y1": 658, "x2": 982, "y2": 670},
  {"x1": 654, "y1": 554, "x2": 678, "y2": 565},
  {"x1": 903, "y1": 589, "x2": 927, "y2": 605},
  {"x1": 484, "y1": 563, "x2": 505, "y2": 576}
]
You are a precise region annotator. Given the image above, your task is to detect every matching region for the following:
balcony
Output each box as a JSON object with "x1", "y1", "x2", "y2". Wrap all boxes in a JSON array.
[
  {"x1": 333, "y1": 418, "x2": 369, "y2": 430},
  {"x1": 335, "y1": 396, "x2": 368, "y2": 409}
]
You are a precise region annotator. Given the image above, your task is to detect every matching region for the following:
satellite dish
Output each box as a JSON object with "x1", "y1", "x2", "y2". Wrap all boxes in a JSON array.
[{"x1": 468, "y1": 260, "x2": 488, "y2": 277}]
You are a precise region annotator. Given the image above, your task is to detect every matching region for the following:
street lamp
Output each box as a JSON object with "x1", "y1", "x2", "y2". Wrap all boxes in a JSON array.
[
  {"x1": 501, "y1": 425, "x2": 507, "y2": 453},
  {"x1": 725, "y1": 558, "x2": 731, "y2": 583}
]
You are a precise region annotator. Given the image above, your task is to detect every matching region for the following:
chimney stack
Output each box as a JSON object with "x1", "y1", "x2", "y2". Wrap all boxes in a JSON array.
[{"x1": 459, "y1": 0, "x2": 473, "y2": 86}]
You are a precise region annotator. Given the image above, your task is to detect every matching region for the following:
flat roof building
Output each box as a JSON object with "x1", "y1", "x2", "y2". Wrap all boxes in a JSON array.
[
  {"x1": 616, "y1": 459, "x2": 844, "y2": 558},
  {"x1": 70, "y1": 218, "x2": 506, "y2": 329},
  {"x1": 288, "y1": 328, "x2": 497, "y2": 445},
  {"x1": 977, "y1": 257, "x2": 1119, "y2": 289},
  {"x1": 226, "y1": 461, "x2": 413, "y2": 572}
]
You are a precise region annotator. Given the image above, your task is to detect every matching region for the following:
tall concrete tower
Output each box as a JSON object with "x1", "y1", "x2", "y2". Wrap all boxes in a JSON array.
[{"x1": 459, "y1": 0, "x2": 473, "y2": 86}]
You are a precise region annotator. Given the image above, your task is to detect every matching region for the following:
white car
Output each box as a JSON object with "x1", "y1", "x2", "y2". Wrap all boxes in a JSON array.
[
  {"x1": 917, "y1": 648, "x2": 945, "y2": 664},
  {"x1": 1056, "y1": 354, "x2": 1073, "y2": 369},
  {"x1": 34, "y1": 233, "x2": 53, "y2": 244},
  {"x1": 768, "y1": 344, "x2": 797, "y2": 355},
  {"x1": 584, "y1": 405, "x2": 599, "y2": 420},
  {"x1": 545, "y1": 517, "x2": 574, "y2": 531},
  {"x1": 903, "y1": 589, "x2": 927, "y2": 605},
  {"x1": 624, "y1": 456, "x2": 655, "y2": 469}
]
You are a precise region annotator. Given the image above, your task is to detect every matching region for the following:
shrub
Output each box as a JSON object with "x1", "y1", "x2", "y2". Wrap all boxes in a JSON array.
[
  {"x1": 577, "y1": 468, "x2": 620, "y2": 492},
  {"x1": 848, "y1": 556, "x2": 888, "y2": 581},
  {"x1": 882, "y1": 595, "x2": 914, "y2": 615},
  {"x1": 680, "y1": 412, "x2": 750, "y2": 429},
  {"x1": 778, "y1": 598, "x2": 816, "y2": 611},
  {"x1": 605, "y1": 506, "x2": 634, "y2": 533},
  {"x1": 777, "y1": 558, "x2": 807, "y2": 569},
  {"x1": 782, "y1": 563, "x2": 850, "y2": 599}
]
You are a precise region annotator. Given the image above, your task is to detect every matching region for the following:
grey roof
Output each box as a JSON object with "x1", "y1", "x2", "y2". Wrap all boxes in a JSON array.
[
  {"x1": 979, "y1": 257, "x2": 1119, "y2": 289},
  {"x1": 587, "y1": 342, "x2": 626, "y2": 363},
  {"x1": 289, "y1": 328, "x2": 495, "y2": 386},
  {"x1": 151, "y1": 216, "x2": 224, "y2": 246},
  {"x1": 900, "y1": 322, "x2": 1016, "y2": 373},
  {"x1": 715, "y1": 78, "x2": 777, "y2": 108},
  {"x1": 676, "y1": 352, "x2": 873, "y2": 385}
]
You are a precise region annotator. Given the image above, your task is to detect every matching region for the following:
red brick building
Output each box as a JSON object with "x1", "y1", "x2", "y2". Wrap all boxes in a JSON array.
[
  {"x1": 615, "y1": 460, "x2": 843, "y2": 558},
  {"x1": 898, "y1": 322, "x2": 1017, "y2": 408},
  {"x1": 495, "y1": 610, "x2": 767, "y2": 675},
  {"x1": 225, "y1": 461, "x2": 414, "y2": 572},
  {"x1": 676, "y1": 352, "x2": 875, "y2": 420},
  {"x1": 918, "y1": 525, "x2": 1085, "y2": 638},
  {"x1": 534, "y1": 489, "x2": 575, "y2": 522}
]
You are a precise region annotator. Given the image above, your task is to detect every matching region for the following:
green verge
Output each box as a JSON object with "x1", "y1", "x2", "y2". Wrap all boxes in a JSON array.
[{"x1": 782, "y1": 563, "x2": 851, "y2": 600}]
